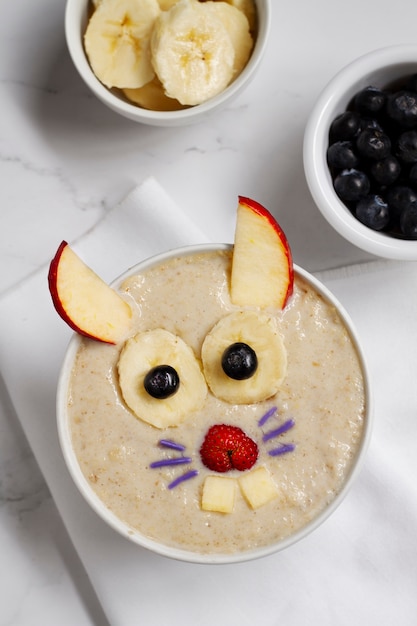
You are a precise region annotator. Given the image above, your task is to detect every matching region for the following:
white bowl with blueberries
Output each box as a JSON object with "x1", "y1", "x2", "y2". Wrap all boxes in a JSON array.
[{"x1": 304, "y1": 44, "x2": 417, "y2": 260}]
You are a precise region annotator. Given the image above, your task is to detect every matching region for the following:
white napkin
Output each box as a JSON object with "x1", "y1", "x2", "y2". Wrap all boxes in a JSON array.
[{"x1": 1, "y1": 177, "x2": 417, "y2": 625}]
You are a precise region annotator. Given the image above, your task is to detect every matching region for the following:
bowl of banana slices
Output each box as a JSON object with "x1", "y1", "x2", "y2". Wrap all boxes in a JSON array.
[{"x1": 65, "y1": 0, "x2": 271, "y2": 126}]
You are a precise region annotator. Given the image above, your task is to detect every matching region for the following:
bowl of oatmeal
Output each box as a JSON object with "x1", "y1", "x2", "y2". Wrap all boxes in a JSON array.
[
  {"x1": 65, "y1": 0, "x2": 271, "y2": 126},
  {"x1": 56, "y1": 243, "x2": 372, "y2": 564}
]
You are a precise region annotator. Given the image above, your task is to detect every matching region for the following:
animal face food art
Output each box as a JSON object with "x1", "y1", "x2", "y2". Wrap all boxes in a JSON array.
[{"x1": 49, "y1": 197, "x2": 366, "y2": 555}]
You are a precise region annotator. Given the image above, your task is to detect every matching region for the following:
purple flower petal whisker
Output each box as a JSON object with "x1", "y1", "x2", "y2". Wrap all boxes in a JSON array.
[
  {"x1": 150, "y1": 457, "x2": 192, "y2": 468},
  {"x1": 168, "y1": 469, "x2": 199, "y2": 489},
  {"x1": 262, "y1": 418, "x2": 295, "y2": 442},
  {"x1": 268, "y1": 443, "x2": 296, "y2": 456},
  {"x1": 158, "y1": 439, "x2": 186, "y2": 451},
  {"x1": 258, "y1": 406, "x2": 277, "y2": 426}
]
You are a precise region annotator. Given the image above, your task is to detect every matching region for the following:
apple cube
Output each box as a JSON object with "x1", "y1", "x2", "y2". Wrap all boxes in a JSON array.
[
  {"x1": 48, "y1": 241, "x2": 132, "y2": 344},
  {"x1": 238, "y1": 466, "x2": 279, "y2": 509},
  {"x1": 231, "y1": 197, "x2": 294, "y2": 309},
  {"x1": 201, "y1": 475, "x2": 236, "y2": 513}
]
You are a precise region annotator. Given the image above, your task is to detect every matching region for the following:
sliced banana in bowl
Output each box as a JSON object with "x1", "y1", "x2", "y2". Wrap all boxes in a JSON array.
[
  {"x1": 150, "y1": 0, "x2": 254, "y2": 106},
  {"x1": 65, "y1": 0, "x2": 271, "y2": 124},
  {"x1": 84, "y1": 0, "x2": 160, "y2": 89},
  {"x1": 150, "y1": 0, "x2": 237, "y2": 106}
]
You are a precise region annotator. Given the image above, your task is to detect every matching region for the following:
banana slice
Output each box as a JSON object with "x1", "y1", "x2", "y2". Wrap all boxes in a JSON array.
[
  {"x1": 123, "y1": 77, "x2": 187, "y2": 111},
  {"x1": 150, "y1": 0, "x2": 235, "y2": 105},
  {"x1": 222, "y1": 0, "x2": 257, "y2": 33},
  {"x1": 204, "y1": 1, "x2": 253, "y2": 76},
  {"x1": 118, "y1": 329, "x2": 207, "y2": 428},
  {"x1": 84, "y1": 0, "x2": 161, "y2": 89},
  {"x1": 201, "y1": 311, "x2": 287, "y2": 404},
  {"x1": 157, "y1": 0, "x2": 181, "y2": 9}
]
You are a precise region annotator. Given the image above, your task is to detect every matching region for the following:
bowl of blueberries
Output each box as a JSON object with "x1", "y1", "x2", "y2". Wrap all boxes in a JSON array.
[{"x1": 304, "y1": 44, "x2": 417, "y2": 259}]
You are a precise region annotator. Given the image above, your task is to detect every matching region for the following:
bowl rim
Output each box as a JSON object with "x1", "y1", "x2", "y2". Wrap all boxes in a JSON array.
[
  {"x1": 303, "y1": 44, "x2": 417, "y2": 260},
  {"x1": 56, "y1": 243, "x2": 373, "y2": 565},
  {"x1": 64, "y1": 0, "x2": 271, "y2": 125}
]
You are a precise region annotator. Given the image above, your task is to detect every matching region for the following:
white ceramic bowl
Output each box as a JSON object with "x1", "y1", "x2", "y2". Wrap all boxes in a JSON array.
[
  {"x1": 65, "y1": 0, "x2": 271, "y2": 126},
  {"x1": 304, "y1": 44, "x2": 417, "y2": 260},
  {"x1": 57, "y1": 244, "x2": 372, "y2": 564}
]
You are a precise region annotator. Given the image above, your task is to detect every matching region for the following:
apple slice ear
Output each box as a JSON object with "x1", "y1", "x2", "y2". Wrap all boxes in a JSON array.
[
  {"x1": 230, "y1": 197, "x2": 294, "y2": 309},
  {"x1": 48, "y1": 241, "x2": 132, "y2": 344}
]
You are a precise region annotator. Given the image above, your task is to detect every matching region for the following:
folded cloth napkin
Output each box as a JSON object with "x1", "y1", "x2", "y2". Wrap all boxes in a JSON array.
[{"x1": 1, "y1": 177, "x2": 417, "y2": 625}]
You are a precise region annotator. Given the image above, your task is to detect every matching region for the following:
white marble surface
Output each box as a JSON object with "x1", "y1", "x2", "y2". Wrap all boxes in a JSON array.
[{"x1": 1, "y1": 0, "x2": 417, "y2": 623}]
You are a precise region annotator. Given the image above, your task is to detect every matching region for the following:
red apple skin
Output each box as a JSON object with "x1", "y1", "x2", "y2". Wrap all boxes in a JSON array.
[
  {"x1": 238, "y1": 196, "x2": 294, "y2": 307},
  {"x1": 48, "y1": 241, "x2": 118, "y2": 344},
  {"x1": 48, "y1": 241, "x2": 106, "y2": 342}
]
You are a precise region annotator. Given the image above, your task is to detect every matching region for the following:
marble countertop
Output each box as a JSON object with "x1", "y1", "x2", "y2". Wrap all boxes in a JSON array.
[{"x1": 1, "y1": 0, "x2": 416, "y2": 623}]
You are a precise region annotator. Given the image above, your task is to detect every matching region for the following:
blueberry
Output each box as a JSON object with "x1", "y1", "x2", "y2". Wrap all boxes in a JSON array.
[
  {"x1": 333, "y1": 169, "x2": 370, "y2": 202},
  {"x1": 386, "y1": 90, "x2": 417, "y2": 127},
  {"x1": 353, "y1": 86, "x2": 386, "y2": 115},
  {"x1": 222, "y1": 342, "x2": 258, "y2": 380},
  {"x1": 359, "y1": 117, "x2": 384, "y2": 133},
  {"x1": 355, "y1": 194, "x2": 390, "y2": 231},
  {"x1": 356, "y1": 128, "x2": 391, "y2": 160},
  {"x1": 408, "y1": 163, "x2": 417, "y2": 187},
  {"x1": 370, "y1": 155, "x2": 401, "y2": 186},
  {"x1": 396, "y1": 130, "x2": 417, "y2": 163},
  {"x1": 144, "y1": 365, "x2": 180, "y2": 399},
  {"x1": 327, "y1": 141, "x2": 358, "y2": 169},
  {"x1": 400, "y1": 204, "x2": 417, "y2": 238},
  {"x1": 405, "y1": 73, "x2": 417, "y2": 92},
  {"x1": 385, "y1": 185, "x2": 417, "y2": 219},
  {"x1": 329, "y1": 111, "x2": 361, "y2": 142}
]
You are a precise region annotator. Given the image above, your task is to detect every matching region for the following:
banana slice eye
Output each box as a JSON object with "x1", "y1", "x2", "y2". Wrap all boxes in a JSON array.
[
  {"x1": 202, "y1": 311, "x2": 287, "y2": 404},
  {"x1": 221, "y1": 342, "x2": 258, "y2": 380},
  {"x1": 118, "y1": 329, "x2": 207, "y2": 428}
]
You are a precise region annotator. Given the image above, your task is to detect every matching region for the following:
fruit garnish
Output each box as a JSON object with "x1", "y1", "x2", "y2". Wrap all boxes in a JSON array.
[
  {"x1": 221, "y1": 342, "x2": 258, "y2": 380},
  {"x1": 238, "y1": 466, "x2": 279, "y2": 509},
  {"x1": 201, "y1": 310, "x2": 287, "y2": 404},
  {"x1": 117, "y1": 328, "x2": 207, "y2": 428},
  {"x1": 201, "y1": 475, "x2": 236, "y2": 513},
  {"x1": 48, "y1": 240, "x2": 132, "y2": 344},
  {"x1": 199, "y1": 424, "x2": 258, "y2": 473},
  {"x1": 230, "y1": 196, "x2": 294, "y2": 309},
  {"x1": 144, "y1": 365, "x2": 180, "y2": 398}
]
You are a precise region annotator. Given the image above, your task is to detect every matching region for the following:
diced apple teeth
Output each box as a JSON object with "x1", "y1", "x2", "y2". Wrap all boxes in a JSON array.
[
  {"x1": 231, "y1": 197, "x2": 294, "y2": 309},
  {"x1": 117, "y1": 328, "x2": 207, "y2": 428},
  {"x1": 238, "y1": 466, "x2": 280, "y2": 509},
  {"x1": 48, "y1": 241, "x2": 132, "y2": 344},
  {"x1": 201, "y1": 475, "x2": 237, "y2": 513},
  {"x1": 201, "y1": 310, "x2": 287, "y2": 404}
]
